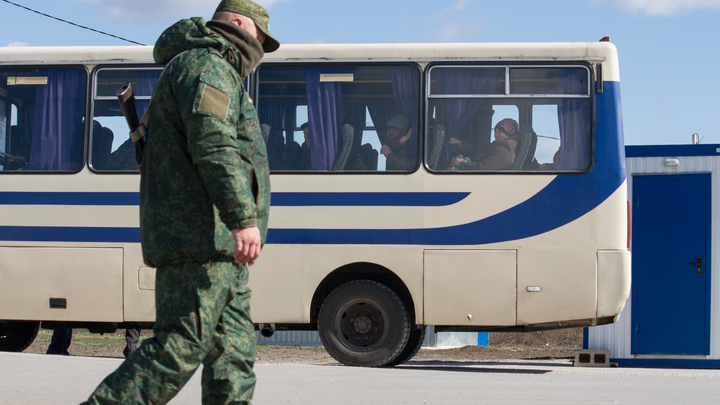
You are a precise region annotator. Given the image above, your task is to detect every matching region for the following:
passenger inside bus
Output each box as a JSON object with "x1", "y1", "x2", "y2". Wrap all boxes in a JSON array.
[
  {"x1": 380, "y1": 115, "x2": 416, "y2": 171},
  {"x1": 0, "y1": 151, "x2": 25, "y2": 169},
  {"x1": 87, "y1": 116, "x2": 139, "y2": 171},
  {"x1": 284, "y1": 137, "x2": 303, "y2": 170},
  {"x1": 350, "y1": 141, "x2": 379, "y2": 171},
  {"x1": 105, "y1": 138, "x2": 138, "y2": 171},
  {"x1": 91, "y1": 121, "x2": 113, "y2": 170},
  {"x1": 447, "y1": 118, "x2": 519, "y2": 171},
  {"x1": 260, "y1": 122, "x2": 304, "y2": 171},
  {"x1": 298, "y1": 122, "x2": 311, "y2": 170},
  {"x1": 1, "y1": 125, "x2": 29, "y2": 170},
  {"x1": 263, "y1": 124, "x2": 285, "y2": 170},
  {"x1": 540, "y1": 148, "x2": 562, "y2": 170}
]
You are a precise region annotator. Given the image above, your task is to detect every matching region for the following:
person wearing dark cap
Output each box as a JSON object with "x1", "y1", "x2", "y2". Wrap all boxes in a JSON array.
[
  {"x1": 81, "y1": 1, "x2": 278, "y2": 404},
  {"x1": 448, "y1": 118, "x2": 520, "y2": 170},
  {"x1": 380, "y1": 115, "x2": 416, "y2": 171}
]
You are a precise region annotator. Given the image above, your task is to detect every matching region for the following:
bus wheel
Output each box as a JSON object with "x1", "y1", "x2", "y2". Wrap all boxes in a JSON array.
[
  {"x1": 0, "y1": 321, "x2": 40, "y2": 352},
  {"x1": 385, "y1": 325, "x2": 426, "y2": 367},
  {"x1": 318, "y1": 280, "x2": 410, "y2": 367}
]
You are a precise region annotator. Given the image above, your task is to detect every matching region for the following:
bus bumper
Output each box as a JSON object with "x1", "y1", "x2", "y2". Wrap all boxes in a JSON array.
[{"x1": 596, "y1": 250, "x2": 631, "y2": 320}]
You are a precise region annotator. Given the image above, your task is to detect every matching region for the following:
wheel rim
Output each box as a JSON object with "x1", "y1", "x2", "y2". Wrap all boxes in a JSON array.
[{"x1": 334, "y1": 298, "x2": 388, "y2": 351}]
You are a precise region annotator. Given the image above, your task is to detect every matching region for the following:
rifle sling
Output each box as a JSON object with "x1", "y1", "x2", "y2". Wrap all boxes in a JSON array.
[{"x1": 130, "y1": 104, "x2": 150, "y2": 144}]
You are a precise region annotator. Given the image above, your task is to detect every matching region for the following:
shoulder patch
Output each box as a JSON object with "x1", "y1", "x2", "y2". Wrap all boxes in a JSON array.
[{"x1": 196, "y1": 82, "x2": 230, "y2": 121}]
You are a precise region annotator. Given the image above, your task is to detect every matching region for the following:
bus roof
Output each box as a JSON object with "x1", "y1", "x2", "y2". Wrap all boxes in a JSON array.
[{"x1": 0, "y1": 42, "x2": 619, "y2": 80}]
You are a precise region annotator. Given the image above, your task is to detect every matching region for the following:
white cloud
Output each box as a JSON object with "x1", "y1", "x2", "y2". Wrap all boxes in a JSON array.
[
  {"x1": 68, "y1": 0, "x2": 288, "y2": 23},
  {"x1": 451, "y1": 0, "x2": 474, "y2": 11},
  {"x1": 425, "y1": 0, "x2": 481, "y2": 40},
  {"x1": 434, "y1": 0, "x2": 479, "y2": 19},
  {"x1": 437, "y1": 22, "x2": 476, "y2": 41},
  {"x1": 598, "y1": 0, "x2": 720, "y2": 16},
  {"x1": 6, "y1": 41, "x2": 28, "y2": 47}
]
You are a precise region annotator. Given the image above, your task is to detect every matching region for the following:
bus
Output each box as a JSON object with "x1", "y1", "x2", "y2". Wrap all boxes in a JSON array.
[{"x1": 0, "y1": 42, "x2": 631, "y2": 367}]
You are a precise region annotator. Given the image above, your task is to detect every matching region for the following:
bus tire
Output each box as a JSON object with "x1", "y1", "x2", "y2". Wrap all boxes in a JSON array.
[
  {"x1": 384, "y1": 325, "x2": 426, "y2": 367},
  {"x1": 318, "y1": 280, "x2": 410, "y2": 367},
  {"x1": 0, "y1": 321, "x2": 40, "y2": 352}
]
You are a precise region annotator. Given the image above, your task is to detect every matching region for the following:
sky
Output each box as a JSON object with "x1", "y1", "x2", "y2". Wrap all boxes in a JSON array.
[{"x1": 2, "y1": 0, "x2": 720, "y2": 146}]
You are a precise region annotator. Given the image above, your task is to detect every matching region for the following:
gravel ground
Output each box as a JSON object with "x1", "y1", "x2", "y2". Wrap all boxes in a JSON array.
[{"x1": 25, "y1": 327, "x2": 583, "y2": 364}]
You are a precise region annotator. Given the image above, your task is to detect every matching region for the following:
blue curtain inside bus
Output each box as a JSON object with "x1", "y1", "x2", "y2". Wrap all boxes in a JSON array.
[
  {"x1": 28, "y1": 69, "x2": 86, "y2": 171},
  {"x1": 257, "y1": 105, "x2": 285, "y2": 170},
  {"x1": 435, "y1": 67, "x2": 504, "y2": 168},
  {"x1": 305, "y1": 66, "x2": 342, "y2": 170},
  {"x1": 391, "y1": 67, "x2": 420, "y2": 158},
  {"x1": 556, "y1": 69, "x2": 591, "y2": 171},
  {"x1": 135, "y1": 70, "x2": 161, "y2": 119}
]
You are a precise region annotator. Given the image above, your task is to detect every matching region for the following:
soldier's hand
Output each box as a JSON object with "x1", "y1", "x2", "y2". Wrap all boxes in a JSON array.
[{"x1": 232, "y1": 226, "x2": 262, "y2": 266}]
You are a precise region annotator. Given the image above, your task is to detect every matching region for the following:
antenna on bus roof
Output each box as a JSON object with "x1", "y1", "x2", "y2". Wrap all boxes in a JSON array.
[{"x1": 600, "y1": 37, "x2": 610, "y2": 42}]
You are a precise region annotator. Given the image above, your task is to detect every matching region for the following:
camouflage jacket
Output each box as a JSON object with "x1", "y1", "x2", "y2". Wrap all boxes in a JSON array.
[{"x1": 140, "y1": 17, "x2": 270, "y2": 267}]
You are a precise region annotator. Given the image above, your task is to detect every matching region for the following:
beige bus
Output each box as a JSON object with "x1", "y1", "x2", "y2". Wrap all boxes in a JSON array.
[{"x1": 0, "y1": 42, "x2": 630, "y2": 366}]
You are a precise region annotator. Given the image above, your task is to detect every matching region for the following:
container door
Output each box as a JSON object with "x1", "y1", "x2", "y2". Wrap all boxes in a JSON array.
[{"x1": 631, "y1": 174, "x2": 711, "y2": 355}]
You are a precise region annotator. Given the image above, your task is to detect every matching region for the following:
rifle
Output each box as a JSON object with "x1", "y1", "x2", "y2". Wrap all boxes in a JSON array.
[{"x1": 116, "y1": 82, "x2": 148, "y2": 169}]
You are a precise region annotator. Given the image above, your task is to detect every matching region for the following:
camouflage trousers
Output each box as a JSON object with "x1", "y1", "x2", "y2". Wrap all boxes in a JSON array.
[{"x1": 83, "y1": 260, "x2": 256, "y2": 405}]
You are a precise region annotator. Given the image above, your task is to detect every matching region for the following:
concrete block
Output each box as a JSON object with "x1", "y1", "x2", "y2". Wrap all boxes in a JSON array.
[{"x1": 574, "y1": 349, "x2": 611, "y2": 367}]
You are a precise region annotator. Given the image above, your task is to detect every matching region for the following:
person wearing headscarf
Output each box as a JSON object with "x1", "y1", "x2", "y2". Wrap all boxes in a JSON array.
[{"x1": 448, "y1": 118, "x2": 520, "y2": 171}]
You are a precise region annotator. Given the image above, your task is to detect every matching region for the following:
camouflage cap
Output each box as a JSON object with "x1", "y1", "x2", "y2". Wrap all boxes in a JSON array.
[{"x1": 216, "y1": 0, "x2": 280, "y2": 53}]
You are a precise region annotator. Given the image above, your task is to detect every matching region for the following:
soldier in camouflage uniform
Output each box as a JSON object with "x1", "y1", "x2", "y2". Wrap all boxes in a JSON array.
[{"x1": 82, "y1": 1, "x2": 279, "y2": 404}]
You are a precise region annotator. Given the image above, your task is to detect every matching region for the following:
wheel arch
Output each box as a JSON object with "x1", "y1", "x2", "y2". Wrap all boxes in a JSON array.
[{"x1": 309, "y1": 262, "x2": 417, "y2": 329}]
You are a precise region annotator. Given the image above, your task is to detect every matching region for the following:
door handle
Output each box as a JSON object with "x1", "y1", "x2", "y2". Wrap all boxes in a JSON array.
[{"x1": 689, "y1": 256, "x2": 702, "y2": 276}]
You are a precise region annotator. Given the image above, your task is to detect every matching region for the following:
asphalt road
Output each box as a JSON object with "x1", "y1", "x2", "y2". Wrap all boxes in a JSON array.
[{"x1": 2, "y1": 352, "x2": 719, "y2": 404}]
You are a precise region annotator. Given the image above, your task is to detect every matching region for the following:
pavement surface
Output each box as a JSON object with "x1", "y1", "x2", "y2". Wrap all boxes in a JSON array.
[{"x1": 2, "y1": 352, "x2": 720, "y2": 404}]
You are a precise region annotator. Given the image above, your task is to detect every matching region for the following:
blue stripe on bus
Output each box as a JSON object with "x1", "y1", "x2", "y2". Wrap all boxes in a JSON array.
[
  {"x1": 0, "y1": 226, "x2": 140, "y2": 243},
  {"x1": 271, "y1": 192, "x2": 469, "y2": 206},
  {"x1": 267, "y1": 81, "x2": 627, "y2": 245},
  {"x1": 0, "y1": 83, "x2": 625, "y2": 246},
  {"x1": 0, "y1": 192, "x2": 468, "y2": 207},
  {"x1": 267, "y1": 173, "x2": 600, "y2": 245},
  {"x1": 0, "y1": 192, "x2": 140, "y2": 206}
]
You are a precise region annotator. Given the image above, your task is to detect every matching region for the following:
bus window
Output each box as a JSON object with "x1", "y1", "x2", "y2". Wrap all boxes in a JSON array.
[
  {"x1": 426, "y1": 65, "x2": 591, "y2": 172},
  {"x1": 532, "y1": 104, "x2": 562, "y2": 165},
  {"x1": 91, "y1": 68, "x2": 162, "y2": 172},
  {"x1": 0, "y1": 68, "x2": 86, "y2": 172},
  {"x1": 256, "y1": 64, "x2": 421, "y2": 172}
]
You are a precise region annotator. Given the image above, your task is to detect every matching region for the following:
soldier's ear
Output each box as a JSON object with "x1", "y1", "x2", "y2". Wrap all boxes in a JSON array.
[{"x1": 231, "y1": 17, "x2": 245, "y2": 29}]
